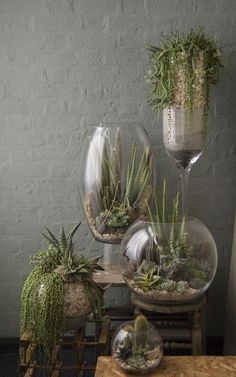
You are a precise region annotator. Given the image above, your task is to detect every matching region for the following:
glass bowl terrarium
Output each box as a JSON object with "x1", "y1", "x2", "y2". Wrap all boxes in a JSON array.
[
  {"x1": 112, "y1": 315, "x2": 163, "y2": 374},
  {"x1": 81, "y1": 123, "x2": 155, "y2": 244},
  {"x1": 120, "y1": 183, "x2": 217, "y2": 304}
]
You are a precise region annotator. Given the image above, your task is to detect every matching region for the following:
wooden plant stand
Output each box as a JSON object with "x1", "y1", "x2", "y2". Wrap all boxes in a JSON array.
[
  {"x1": 132, "y1": 293, "x2": 206, "y2": 355},
  {"x1": 19, "y1": 316, "x2": 111, "y2": 377},
  {"x1": 94, "y1": 267, "x2": 207, "y2": 355}
]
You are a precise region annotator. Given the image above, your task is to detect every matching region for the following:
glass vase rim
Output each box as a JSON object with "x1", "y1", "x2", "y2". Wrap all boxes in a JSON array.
[
  {"x1": 135, "y1": 216, "x2": 202, "y2": 225},
  {"x1": 88, "y1": 121, "x2": 146, "y2": 129}
]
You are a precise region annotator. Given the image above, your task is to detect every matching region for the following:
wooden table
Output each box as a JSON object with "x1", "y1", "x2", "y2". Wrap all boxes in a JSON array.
[{"x1": 95, "y1": 356, "x2": 236, "y2": 377}]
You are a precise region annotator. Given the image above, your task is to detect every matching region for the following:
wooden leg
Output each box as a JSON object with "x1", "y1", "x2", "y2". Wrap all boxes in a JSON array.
[
  {"x1": 201, "y1": 305, "x2": 206, "y2": 354},
  {"x1": 190, "y1": 309, "x2": 202, "y2": 355}
]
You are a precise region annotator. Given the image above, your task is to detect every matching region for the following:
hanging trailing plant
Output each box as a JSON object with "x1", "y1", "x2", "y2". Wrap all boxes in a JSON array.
[
  {"x1": 20, "y1": 222, "x2": 104, "y2": 357},
  {"x1": 145, "y1": 27, "x2": 223, "y2": 119}
]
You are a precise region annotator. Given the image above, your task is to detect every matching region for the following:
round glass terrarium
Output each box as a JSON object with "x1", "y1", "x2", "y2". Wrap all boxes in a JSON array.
[
  {"x1": 80, "y1": 123, "x2": 155, "y2": 244},
  {"x1": 112, "y1": 316, "x2": 163, "y2": 374},
  {"x1": 120, "y1": 218, "x2": 217, "y2": 304}
]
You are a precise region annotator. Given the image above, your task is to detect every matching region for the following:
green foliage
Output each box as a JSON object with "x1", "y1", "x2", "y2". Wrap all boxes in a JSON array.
[
  {"x1": 159, "y1": 280, "x2": 177, "y2": 292},
  {"x1": 146, "y1": 180, "x2": 189, "y2": 263},
  {"x1": 187, "y1": 258, "x2": 209, "y2": 281},
  {"x1": 133, "y1": 260, "x2": 162, "y2": 290},
  {"x1": 94, "y1": 134, "x2": 152, "y2": 229},
  {"x1": 31, "y1": 245, "x2": 59, "y2": 273},
  {"x1": 21, "y1": 223, "x2": 104, "y2": 356},
  {"x1": 100, "y1": 203, "x2": 132, "y2": 228},
  {"x1": 21, "y1": 267, "x2": 64, "y2": 357},
  {"x1": 134, "y1": 315, "x2": 149, "y2": 354},
  {"x1": 145, "y1": 27, "x2": 222, "y2": 117}
]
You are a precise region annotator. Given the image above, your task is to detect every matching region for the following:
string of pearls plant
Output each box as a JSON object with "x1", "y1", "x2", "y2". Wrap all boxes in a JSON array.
[
  {"x1": 145, "y1": 27, "x2": 223, "y2": 120},
  {"x1": 20, "y1": 222, "x2": 104, "y2": 357}
]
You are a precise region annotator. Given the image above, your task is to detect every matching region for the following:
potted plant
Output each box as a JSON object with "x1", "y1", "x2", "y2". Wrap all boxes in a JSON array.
[
  {"x1": 145, "y1": 27, "x2": 222, "y2": 122},
  {"x1": 82, "y1": 124, "x2": 154, "y2": 244},
  {"x1": 145, "y1": 28, "x2": 223, "y2": 215},
  {"x1": 121, "y1": 181, "x2": 217, "y2": 303},
  {"x1": 112, "y1": 314, "x2": 163, "y2": 374},
  {"x1": 20, "y1": 222, "x2": 104, "y2": 357}
]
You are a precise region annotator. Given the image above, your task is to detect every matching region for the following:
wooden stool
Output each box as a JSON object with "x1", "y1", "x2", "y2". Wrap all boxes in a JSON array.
[{"x1": 132, "y1": 293, "x2": 206, "y2": 356}]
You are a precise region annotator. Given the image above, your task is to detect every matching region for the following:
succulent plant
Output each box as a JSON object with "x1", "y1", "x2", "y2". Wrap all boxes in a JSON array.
[
  {"x1": 145, "y1": 27, "x2": 222, "y2": 120},
  {"x1": 94, "y1": 135, "x2": 152, "y2": 233},
  {"x1": 21, "y1": 222, "x2": 104, "y2": 357},
  {"x1": 134, "y1": 315, "x2": 149, "y2": 354},
  {"x1": 159, "y1": 280, "x2": 177, "y2": 292},
  {"x1": 146, "y1": 180, "x2": 191, "y2": 266},
  {"x1": 133, "y1": 260, "x2": 162, "y2": 290}
]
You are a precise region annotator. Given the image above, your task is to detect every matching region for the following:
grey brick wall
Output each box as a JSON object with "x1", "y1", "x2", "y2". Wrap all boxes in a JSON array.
[{"x1": 0, "y1": 0, "x2": 235, "y2": 338}]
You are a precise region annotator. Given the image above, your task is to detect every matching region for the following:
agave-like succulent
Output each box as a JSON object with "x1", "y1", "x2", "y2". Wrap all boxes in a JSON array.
[
  {"x1": 133, "y1": 260, "x2": 162, "y2": 290},
  {"x1": 38, "y1": 222, "x2": 104, "y2": 316},
  {"x1": 39, "y1": 222, "x2": 103, "y2": 278}
]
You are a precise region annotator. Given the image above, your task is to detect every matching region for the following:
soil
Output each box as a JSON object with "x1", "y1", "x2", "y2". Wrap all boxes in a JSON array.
[
  {"x1": 83, "y1": 188, "x2": 151, "y2": 244},
  {"x1": 64, "y1": 280, "x2": 92, "y2": 330},
  {"x1": 125, "y1": 277, "x2": 201, "y2": 303},
  {"x1": 114, "y1": 346, "x2": 162, "y2": 374}
]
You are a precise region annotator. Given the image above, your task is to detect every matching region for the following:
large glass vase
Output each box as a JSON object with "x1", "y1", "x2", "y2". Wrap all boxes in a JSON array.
[
  {"x1": 120, "y1": 218, "x2": 217, "y2": 304},
  {"x1": 80, "y1": 123, "x2": 155, "y2": 244}
]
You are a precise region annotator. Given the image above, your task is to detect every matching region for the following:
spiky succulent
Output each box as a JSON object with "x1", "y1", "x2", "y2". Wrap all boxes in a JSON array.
[
  {"x1": 40, "y1": 223, "x2": 104, "y2": 317},
  {"x1": 93, "y1": 131, "x2": 152, "y2": 231},
  {"x1": 146, "y1": 180, "x2": 190, "y2": 263},
  {"x1": 133, "y1": 260, "x2": 162, "y2": 290}
]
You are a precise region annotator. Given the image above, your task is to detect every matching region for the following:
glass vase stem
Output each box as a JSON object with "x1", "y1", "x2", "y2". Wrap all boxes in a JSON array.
[{"x1": 179, "y1": 166, "x2": 191, "y2": 218}]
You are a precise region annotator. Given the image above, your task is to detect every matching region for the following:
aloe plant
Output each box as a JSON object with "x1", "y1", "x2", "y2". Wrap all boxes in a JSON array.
[
  {"x1": 146, "y1": 179, "x2": 188, "y2": 262},
  {"x1": 93, "y1": 134, "x2": 152, "y2": 233}
]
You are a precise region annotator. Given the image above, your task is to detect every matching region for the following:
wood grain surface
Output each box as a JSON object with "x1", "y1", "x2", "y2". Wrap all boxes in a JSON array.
[{"x1": 95, "y1": 356, "x2": 236, "y2": 377}]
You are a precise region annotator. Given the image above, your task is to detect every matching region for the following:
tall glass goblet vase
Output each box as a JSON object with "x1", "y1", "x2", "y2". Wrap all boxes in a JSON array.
[{"x1": 163, "y1": 108, "x2": 205, "y2": 217}]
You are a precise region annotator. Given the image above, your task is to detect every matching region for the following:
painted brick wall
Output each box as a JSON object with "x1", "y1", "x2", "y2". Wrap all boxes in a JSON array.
[{"x1": 0, "y1": 0, "x2": 235, "y2": 338}]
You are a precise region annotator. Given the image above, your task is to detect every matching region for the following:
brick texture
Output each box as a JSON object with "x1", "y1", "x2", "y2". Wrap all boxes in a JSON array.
[{"x1": 0, "y1": 0, "x2": 235, "y2": 338}]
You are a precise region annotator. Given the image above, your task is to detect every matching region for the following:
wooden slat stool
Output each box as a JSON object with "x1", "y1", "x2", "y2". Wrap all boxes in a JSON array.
[{"x1": 132, "y1": 293, "x2": 207, "y2": 355}]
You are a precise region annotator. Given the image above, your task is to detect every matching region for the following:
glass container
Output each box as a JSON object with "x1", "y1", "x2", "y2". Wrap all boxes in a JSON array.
[
  {"x1": 163, "y1": 108, "x2": 205, "y2": 216},
  {"x1": 112, "y1": 317, "x2": 163, "y2": 374},
  {"x1": 120, "y1": 218, "x2": 217, "y2": 304},
  {"x1": 80, "y1": 123, "x2": 155, "y2": 244}
]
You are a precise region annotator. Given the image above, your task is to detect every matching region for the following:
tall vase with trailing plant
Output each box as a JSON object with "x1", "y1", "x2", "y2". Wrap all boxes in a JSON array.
[
  {"x1": 146, "y1": 27, "x2": 222, "y2": 216},
  {"x1": 20, "y1": 223, "x2": 104, "y2": 358}
]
